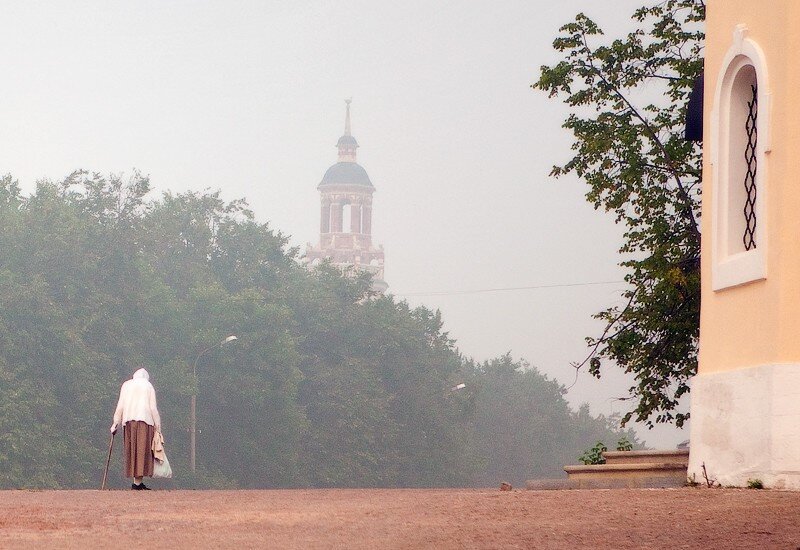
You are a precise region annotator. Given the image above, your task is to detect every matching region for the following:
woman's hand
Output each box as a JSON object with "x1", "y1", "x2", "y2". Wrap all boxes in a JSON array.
[{"x1": 110, "y1": 423, "x2": 118, "y2": 434}]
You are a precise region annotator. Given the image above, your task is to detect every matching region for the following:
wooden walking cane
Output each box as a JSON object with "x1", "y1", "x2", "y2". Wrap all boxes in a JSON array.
[{"x1": 101, "y1": 431, "x2": 115, "y2": 490}]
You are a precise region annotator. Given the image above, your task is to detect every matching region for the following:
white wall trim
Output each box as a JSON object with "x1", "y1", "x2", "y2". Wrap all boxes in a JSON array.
[
  {"x1": 688, "y1": 363, "x2": 800, "y2": 489},
  {"x1": 710, "y1": 25, "x2": 772, "y2": 291}
]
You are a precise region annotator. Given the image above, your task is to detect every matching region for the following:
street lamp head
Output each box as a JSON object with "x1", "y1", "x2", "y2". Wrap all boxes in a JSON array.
[{"x1": 223, "y1": 335, "x2": 238, "y2": 344}]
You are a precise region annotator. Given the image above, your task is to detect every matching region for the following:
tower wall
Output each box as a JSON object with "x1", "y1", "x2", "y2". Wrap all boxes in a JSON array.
[
  {"x1": 362, "y1": 204, "x2": 372, "y2": 236},
  {"x1": 320, "y1": 201, "x2": 330, "y2": 233},
  {"x1": 350, "y1": 203, "x2": 361, "y2": 234}
]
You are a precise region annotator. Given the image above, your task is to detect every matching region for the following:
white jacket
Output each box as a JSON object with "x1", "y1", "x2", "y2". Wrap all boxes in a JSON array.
[{"x1": 113, "y1": 368, "x2": 162, "y2": 428}]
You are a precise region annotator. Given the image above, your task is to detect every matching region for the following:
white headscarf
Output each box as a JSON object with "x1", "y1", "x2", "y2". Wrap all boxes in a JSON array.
[{"x1": 133, "y1": 368, "x2": 150, "y2": 381}]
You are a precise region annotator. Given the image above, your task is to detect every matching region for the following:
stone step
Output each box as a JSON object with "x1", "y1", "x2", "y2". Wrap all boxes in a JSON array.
[
  {"x1": 526, "y1": 450, "x2": 690, "y2": 490},
  {"x1": 560, "y1": 462, "x2": 688, "y2": 489},
  {"x1": 602, "y1": 449, "x2": 689, "y2": 465},
  {"x1": 564, "y1": 462, "x2": 688, "y2": 478},
  {"x1": 525, "y1": 476, "x2": 686, "y2": 490}
]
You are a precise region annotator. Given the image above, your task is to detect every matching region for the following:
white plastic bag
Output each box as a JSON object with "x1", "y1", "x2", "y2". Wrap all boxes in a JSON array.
[{"x1": 153, "y1": 452, "x2": 173, "y2": 479}]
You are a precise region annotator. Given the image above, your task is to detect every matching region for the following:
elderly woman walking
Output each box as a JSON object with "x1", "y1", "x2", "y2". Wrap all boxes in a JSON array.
[{"x1": 110, "y1": 368, "x2": 162, "y2": 490}]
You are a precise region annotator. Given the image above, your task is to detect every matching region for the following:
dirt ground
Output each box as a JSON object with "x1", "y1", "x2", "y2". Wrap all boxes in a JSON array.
[{"x1": 1, "y1": 488, "x2": 799, "y2": 549}]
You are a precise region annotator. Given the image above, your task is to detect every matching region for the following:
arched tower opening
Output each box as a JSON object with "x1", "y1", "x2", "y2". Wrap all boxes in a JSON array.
[{"x1": 342, "y1": 199, "x2": 352, "y2": 234}]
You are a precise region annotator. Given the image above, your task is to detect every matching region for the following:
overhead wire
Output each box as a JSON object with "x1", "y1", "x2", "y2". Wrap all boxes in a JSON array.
[{"x1": 392, "y1": 280, "x2": 626, "y2": 297}]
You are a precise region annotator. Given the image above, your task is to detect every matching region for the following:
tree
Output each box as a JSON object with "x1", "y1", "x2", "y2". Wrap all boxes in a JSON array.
[{"x1": 534, "y1": 0, "x2": 705, "y2": 428}]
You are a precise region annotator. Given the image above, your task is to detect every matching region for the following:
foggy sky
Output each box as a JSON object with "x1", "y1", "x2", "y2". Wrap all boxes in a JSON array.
[{"x1": 0, "y1": 0, "x2": 686, "y2": 448}]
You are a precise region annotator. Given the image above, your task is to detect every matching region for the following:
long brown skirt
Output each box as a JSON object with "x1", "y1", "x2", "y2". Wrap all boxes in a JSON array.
[{"x1": 123, "y1": 421, "x2": 155, "y2": 478}]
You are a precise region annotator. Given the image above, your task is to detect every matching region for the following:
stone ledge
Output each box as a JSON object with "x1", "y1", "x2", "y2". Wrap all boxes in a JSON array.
[
  {"x1": 526, "y1": 449, "x2": 691, "y2": 490},
  {"x1": 603, "y1": 449, "x2": 689, "y2": 465},
  {"x1": 565, "y1": 462, "x2": 688, "y2": 479},
  {"x1": 572, "y1": 476, "x2": 686, "y2": 489},
  {"x1": 525, "y1": 476, "x2": 686, "y2": 490}
]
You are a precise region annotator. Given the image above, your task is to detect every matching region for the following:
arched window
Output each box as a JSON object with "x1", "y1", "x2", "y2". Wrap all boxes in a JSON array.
[
  {"x1": 727, "y1": 63, "x2": 757, "y2": 255},
  {"x1": 342, "y1": 200, "x2": 352, "y2": 233},
  {"x1": 711, "y1": 26, "x2": 771, "y2": 291}
]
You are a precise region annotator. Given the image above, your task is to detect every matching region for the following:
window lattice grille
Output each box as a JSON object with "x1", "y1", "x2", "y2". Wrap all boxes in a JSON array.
[{"x1": 743, "y1": 83, "x2": 758, "y2": 251}]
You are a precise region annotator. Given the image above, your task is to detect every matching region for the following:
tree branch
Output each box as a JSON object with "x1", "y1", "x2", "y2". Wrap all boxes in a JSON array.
[{"x1": 579, "y1": 29, "x2": 701, "y2": 241}]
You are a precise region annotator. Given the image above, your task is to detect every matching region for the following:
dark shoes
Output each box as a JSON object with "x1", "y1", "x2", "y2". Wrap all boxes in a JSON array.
[{"x1": 131, "y1": 483, "x2": 151, "y2": 491}]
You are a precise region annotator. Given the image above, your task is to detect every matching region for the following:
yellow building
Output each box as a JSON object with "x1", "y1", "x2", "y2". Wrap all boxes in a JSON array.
[{"x1": 688, "y1": 0, "x2": 800, "y2": 488}]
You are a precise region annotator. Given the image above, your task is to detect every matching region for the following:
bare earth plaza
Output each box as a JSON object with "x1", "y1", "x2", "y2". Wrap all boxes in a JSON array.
[{"x1": 2, "y1": 489, "x2": 800, "y2": 549}]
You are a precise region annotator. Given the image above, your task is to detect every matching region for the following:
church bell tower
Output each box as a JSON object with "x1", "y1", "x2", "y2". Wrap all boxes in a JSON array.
[{"x1": 305, "y1": 100, "x2": 387, "y2": 293}]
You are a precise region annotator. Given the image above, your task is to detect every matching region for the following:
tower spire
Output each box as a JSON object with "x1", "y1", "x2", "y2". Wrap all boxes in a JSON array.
[
  {"x1": 344, "y1": 98, "x2": 352, "y2": 136},
  {"x1": 337, "y1": 98, "x2": 358, "y2": 162}
]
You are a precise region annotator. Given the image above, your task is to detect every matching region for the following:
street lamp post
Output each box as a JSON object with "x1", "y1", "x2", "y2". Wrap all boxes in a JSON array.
[{"x1": 190, "y1": 335, "x2": 237, "y2": 474}]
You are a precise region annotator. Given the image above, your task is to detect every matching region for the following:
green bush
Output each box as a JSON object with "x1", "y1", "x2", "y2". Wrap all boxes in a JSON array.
[
  {"x1": 616, "y1": 436, "x2": 633, "y2": 451},
  {"x1": 579, "y1": 441, "x2": 608, "y2": 465},
  {"x1": 747, "y1": 478, "x2": 764, "y2": 489}
]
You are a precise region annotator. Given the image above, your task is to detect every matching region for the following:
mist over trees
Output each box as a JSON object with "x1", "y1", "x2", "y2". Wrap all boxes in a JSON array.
[{"x1": 0, "y1": 171, "x2": 635, "y2": 489}]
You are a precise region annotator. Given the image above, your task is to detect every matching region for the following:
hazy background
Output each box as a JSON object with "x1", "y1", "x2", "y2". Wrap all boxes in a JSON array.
[{"x1": 0, "y1": 0, "x2": 687, "y2": 448}]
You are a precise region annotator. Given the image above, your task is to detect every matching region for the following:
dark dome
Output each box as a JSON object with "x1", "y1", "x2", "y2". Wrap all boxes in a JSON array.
[
  {"x1": 319, "y1": 162, "x2": 374, "y2": 188},
  {"x1": 337, "y1": 135, "x2": 359, "y2": 147}
]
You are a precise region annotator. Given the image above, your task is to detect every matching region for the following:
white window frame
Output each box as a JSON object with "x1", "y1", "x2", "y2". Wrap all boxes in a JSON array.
[{"x1": 711, "y1": 25, "x2": 772, "y2": 291}]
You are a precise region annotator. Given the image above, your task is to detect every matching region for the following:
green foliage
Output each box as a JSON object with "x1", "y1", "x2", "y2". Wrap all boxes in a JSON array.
[
  {"x1": 579, "y1": 441, "x2": 608, "y2": 465},
  {"x1": 616, "y1": 436, "x2": 634, "y2": 451},
  {"x1": 0, "y1": 170, "x2": 642, "y2": 488},
  {"x1": 533, "y1": 1, "x2": 705, "y2": 428},
  {"x1": 747, "y1": 478, "x2": 764, "y2": 490}
]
